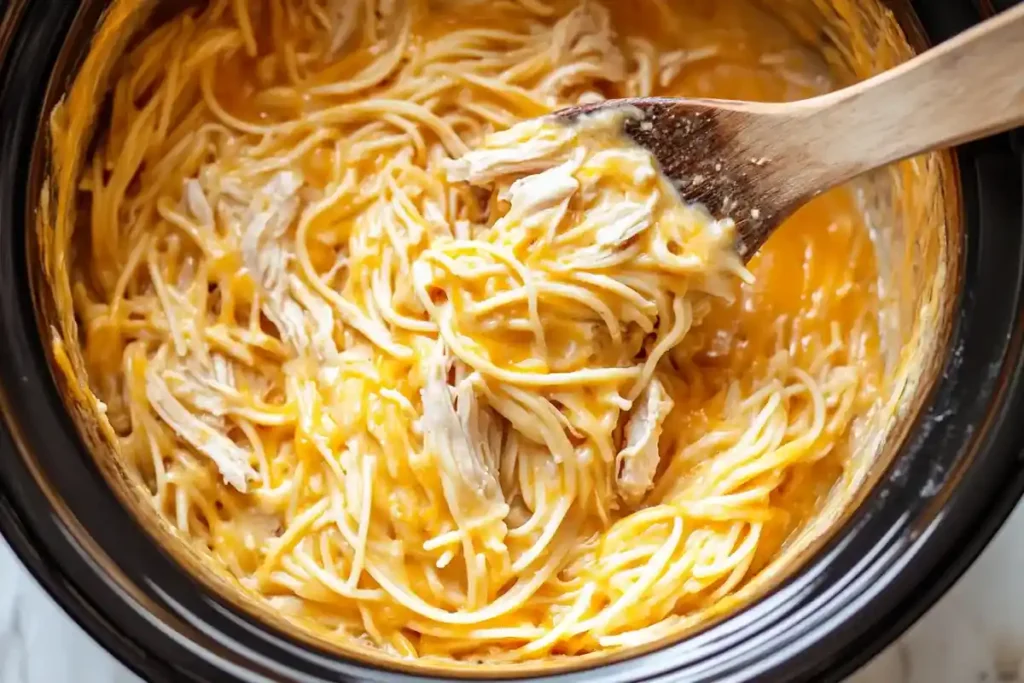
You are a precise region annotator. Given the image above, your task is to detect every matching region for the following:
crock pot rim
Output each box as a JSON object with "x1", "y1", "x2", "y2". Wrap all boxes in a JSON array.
[{"x1": 0, "y1": 1, "x2": 1022, "y2": 682}]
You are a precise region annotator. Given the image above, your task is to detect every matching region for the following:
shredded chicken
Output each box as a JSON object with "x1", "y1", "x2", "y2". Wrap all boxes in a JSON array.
[
  {"x1": 145, "y1": 360, "x2": 258, "y2": 492},
  {"x1": 493, "y1": 155, "x2": 582, "y2": 237},
  {"x1": 615, "y1": 377, "x2": 674, "y2": 505},
  {"x1": 591, "y1": 197, "x2": 656, "y2": 246},
  {"x1": 421, "y1": 342, "x2": 508, "y2": 526},
  {"x1": 237, "y1": 172, "x2": 307, "y2": 351},
  {"x1": 53, "y1": 0, "x2": 884, "y2": 661},
  {"x1": 445, "y1": 118, "x2": 576, "y2": 184},
  {"x1": 546, "y1": 4, "x2": 627, "y2": 98}
]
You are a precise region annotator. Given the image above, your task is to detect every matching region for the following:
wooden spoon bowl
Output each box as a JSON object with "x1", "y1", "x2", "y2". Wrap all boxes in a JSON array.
[{"x1": 558, "y1": 3, "x2": 1024, "y2": 261}]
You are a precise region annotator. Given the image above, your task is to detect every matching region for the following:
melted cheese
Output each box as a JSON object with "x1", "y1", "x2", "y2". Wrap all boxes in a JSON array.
[{"x1": 55, "y1": 0, "x2": 884, "y2": 664}]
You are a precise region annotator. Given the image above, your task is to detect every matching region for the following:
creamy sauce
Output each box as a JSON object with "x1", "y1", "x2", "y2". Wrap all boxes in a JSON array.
[{"x1": 48, "y1": 0, "x2": 888, "y2": 666}]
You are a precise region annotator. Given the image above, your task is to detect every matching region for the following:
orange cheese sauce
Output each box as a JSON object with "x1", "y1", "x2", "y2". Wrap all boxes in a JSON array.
[
  {"x1": 161, "y1": 0, "x2": 885, "y2": 593},
  {"x1": 61, "y1": 0, "x2": 888, "y2": 664},
  {"x1": 604, "y1": 0, "x2": 884, "y2": 564}
]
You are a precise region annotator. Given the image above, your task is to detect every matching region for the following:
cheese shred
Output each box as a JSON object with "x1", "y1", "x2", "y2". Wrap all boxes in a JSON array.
[{"x1": 55, "y1": 0, "x2": 884, "y2": 664}]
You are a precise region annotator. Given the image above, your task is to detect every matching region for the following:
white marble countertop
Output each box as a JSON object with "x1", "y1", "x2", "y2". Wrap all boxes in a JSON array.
[{"x1": 3, "y1": 504, "x2": 1024, "y2": 683}]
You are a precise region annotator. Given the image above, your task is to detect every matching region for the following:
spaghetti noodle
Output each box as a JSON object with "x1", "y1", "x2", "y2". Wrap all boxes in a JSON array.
[{"x1": 61, "y1": 0, "x2": 884, "y2": 663}]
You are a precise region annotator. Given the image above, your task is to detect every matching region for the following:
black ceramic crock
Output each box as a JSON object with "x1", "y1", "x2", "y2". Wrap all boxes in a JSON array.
[{"x1": 0, "y1": 1, "x2": 1022, "y2": 681}]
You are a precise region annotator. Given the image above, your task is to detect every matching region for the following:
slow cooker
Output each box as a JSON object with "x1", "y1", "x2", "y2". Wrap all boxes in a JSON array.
[{"x1": 0, "y1": 0, "x2": 1022, "y2": 681}]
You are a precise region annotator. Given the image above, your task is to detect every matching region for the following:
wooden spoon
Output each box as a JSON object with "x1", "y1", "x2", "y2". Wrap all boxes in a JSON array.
[{"x1": 557, "y1": 4, "x2": 1024, "y2": 261}]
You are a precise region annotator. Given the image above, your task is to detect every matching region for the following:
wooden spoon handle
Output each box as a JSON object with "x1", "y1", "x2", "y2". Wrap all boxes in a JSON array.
[{"x1": 788, "y1": 3, "x2": 1024, "y2": 193}]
